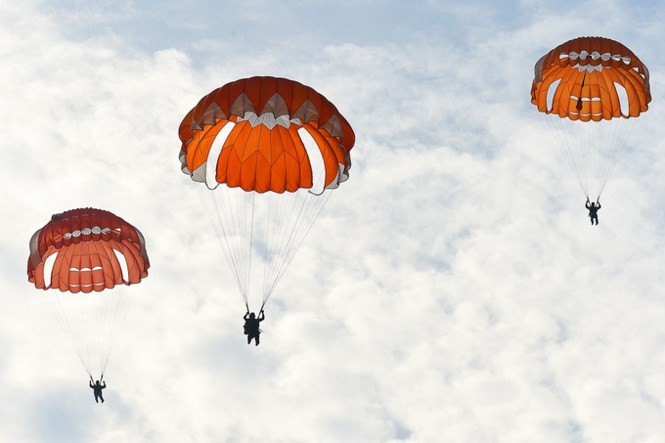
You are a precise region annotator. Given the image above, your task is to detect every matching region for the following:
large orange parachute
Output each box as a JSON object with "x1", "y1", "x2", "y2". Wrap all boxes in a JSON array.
[
  {"x1": 179, "y1": 76, "x2": 355, "y2": 194},
  {"x1": 531, "y1": 36, "x2": 650, "y2": 121},
  {"x1": 530, "y1": 37, "x2": 651, "y2": 200},
  {"x1": 27, "y1": 208, "x2": 149, "y2": 379},
  {"x1": 28, "y1": 208, "x2": 149, "y2": 293},
  {"x1": 179, "y1": 76, "x2": 355, "y2": 310}
]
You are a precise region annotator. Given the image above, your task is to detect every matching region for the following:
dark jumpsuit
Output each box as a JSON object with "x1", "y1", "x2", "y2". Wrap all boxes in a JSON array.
[
  {"x1": 89, "y1": 381, "x2": 106, "y2": 403},
  {"x1": 585, "y1": 201, "x2": 601, "y2": 225},
  {"x1": 243, "y1": 311, "x2": 265, "y2": 345}
]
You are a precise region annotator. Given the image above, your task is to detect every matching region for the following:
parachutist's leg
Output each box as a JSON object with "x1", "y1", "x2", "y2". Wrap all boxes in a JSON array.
[
  {"x1": 247, "y1": 334, "x2": 252, "y2": 345},
  {"x1": 255, "y1": 334, "x2": 260, "y2": 346},
  {"x1": 94, "y1": 393, "x2": 99, "y2": 403},
  {"x1": 100, "y1": 393, "x2": 104, "y2": 403}
]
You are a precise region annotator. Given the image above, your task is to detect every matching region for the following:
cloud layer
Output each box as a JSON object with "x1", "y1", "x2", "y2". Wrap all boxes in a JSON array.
[{"x1": 2, "y1": 1, "x2": 665, "y2": 442}]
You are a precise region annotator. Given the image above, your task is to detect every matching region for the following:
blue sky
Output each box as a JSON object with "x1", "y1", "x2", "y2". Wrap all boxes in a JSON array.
[
  {"x1": 45, "y1": 1, "x2": 522, "y2": 50},
  {"x1": 2, "y1": 1, "x2": 665, "y2": 442}
]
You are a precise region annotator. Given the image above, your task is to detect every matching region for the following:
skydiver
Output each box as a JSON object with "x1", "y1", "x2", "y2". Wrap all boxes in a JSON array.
[
  {"x1": 243, "y1": 310, "x2": 265, "y2": 346},
  {"x1": 89, "y1": 379, "x2": 106, "y2": 403},
  {"x1": 585, "y1": 197, "x2": 601, "y2": 225}
]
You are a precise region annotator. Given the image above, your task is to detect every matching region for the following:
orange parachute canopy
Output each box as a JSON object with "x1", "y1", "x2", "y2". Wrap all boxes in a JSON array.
[
  {"x1": 179, "y1": 76, "x2": 355, "y2": 193},
  {"x1": 28, "y1": 208, "x2": 150, "y2": 293},
  {"x1": 531, "y1": 36, "x2": 651, "y2": 122}
]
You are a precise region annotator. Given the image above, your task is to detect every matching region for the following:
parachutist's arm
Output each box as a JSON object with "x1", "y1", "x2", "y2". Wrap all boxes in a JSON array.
[
  {"x1": 243, "y1": 312, "x2": 250, "y2": 320},
  {"x1": 89, "y1": 381, "x2": 94, "y2": 388},
  {"x1": 585, "y1": 201, "x2": 591, "y2": 209},
  {"x1": 102, "y1": 382, "x2": 106, "y2": 389},
  {"x1": 258, "y1": 310, "x2": 265, "y2": 321}
]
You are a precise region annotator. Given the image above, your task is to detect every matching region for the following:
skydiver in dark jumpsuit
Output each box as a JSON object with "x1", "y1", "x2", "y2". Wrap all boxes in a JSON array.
[
  {"x1": 243, "y1": 310, "x2": 265, "y2": 346},
  {"x1": 89, "y1": 379, "x2": 106, "y2": 403},
  {"x1": 585, "y1": 198, "x2": 601, "y2": 225}
]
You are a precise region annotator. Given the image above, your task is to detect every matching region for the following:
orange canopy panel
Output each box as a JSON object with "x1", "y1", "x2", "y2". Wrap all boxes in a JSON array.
[
  {"x1": 531, "y1": 36, "x2": 651, "y2": 122},
  {"x1": 179, "y1": 76, "x2": 355, "y2": 193},
  {"x1": 27, "y1": 208, "x2": 150, "y2": 293}
]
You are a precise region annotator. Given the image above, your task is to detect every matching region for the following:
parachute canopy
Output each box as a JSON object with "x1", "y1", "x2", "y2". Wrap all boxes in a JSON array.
[
  {"x1": 531, "y1": 36, "x2": 651, "y2": 121},
  {"x1": 179, "y1": 76, "x2": 355, "y2": 194},
  {"x1": 28, "y1": 208, "x2": 150, "y2": 293}
]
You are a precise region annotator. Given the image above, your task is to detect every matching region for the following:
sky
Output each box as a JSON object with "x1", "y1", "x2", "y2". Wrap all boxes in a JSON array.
[{"x1": 2, "y1": 0, "x2": 665, "y2": 442}]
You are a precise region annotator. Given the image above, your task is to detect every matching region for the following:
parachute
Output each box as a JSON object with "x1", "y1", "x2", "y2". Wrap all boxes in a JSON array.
[
  {"x1": 531, "y1": 36, "x2": 651, "y2": 200},
  {"x1": 179, "y1": 76, "x2": 355, "y2": 311},
  {"x1": 27, "y1": 208, "x2": 149, "y2": 379}
]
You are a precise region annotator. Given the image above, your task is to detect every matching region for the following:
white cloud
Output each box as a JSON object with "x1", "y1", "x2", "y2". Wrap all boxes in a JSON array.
[{"x1": 3, "y1": 1, "x2": 665, "y2": 442}]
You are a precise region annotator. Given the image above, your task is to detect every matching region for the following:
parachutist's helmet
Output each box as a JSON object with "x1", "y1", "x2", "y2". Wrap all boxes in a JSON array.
[{"x1": 249, "y1": 313, "x2": 256, "y2": 319}]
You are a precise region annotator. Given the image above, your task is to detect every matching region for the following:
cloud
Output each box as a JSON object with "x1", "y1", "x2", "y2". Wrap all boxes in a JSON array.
[{"x1": 3, "y1": 1, "x2": 665, "y2": 442}]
